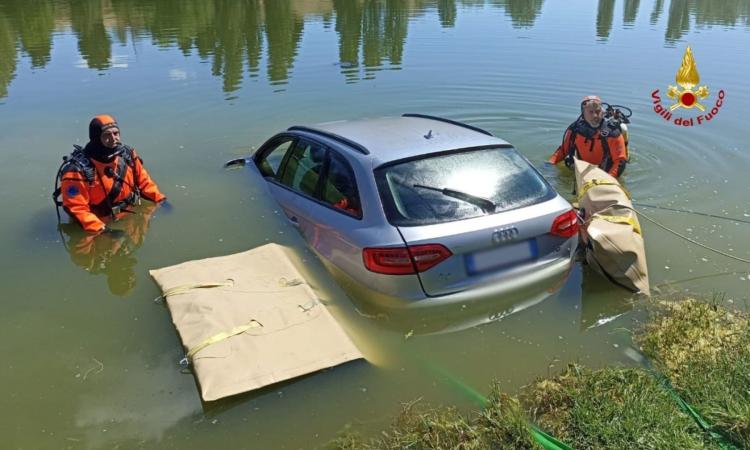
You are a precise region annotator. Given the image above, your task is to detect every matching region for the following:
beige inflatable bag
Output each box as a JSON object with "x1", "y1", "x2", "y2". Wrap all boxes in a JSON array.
[
  {"x1": 150, "y1": 244, "x2": 363, "y2": 401},
  {"x1": 574, "y1": 159, "x2": 650, "y2": 295}
]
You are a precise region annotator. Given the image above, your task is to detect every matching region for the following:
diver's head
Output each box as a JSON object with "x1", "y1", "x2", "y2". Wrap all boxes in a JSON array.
[
  {"x1": 89, "y1": 114, "x2": 121, "y2": 150},
  {"x1": 580, "y1": 95, "x2": 604, "y2": 128}
]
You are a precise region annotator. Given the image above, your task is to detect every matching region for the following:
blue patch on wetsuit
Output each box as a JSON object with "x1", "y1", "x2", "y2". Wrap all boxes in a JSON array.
[{"x1": 67, "y1": 185, "x2": 80, "y2": 197}]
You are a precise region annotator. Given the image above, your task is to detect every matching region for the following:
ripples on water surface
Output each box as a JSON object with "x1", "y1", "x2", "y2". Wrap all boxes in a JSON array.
[{"x1": 1, "y1": 0, "x2": 749, "y2": 447}]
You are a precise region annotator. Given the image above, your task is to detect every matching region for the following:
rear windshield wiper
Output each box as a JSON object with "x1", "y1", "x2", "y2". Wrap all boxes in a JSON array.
[{"x1": 413, "y1": 184, "x2": 496, "y2": 213}]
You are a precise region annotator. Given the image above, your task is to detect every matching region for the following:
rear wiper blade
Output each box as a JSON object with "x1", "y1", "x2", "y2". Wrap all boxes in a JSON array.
[{"x1": 413, "y1": 184, "x2": 496, "y2": 213}]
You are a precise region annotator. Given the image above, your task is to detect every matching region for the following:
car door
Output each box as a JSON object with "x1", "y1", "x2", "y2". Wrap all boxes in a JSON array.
[
  {"x1": 253, "y1": 134, "x2": 302, "y2": 222},
  {"x1": 302, "y1": 149, "x2": 365, "y2": 273},
  {"x1": 256, "y1": 136, "x2": 365, "y2": 272},
  {"x1": 255, "y1": 136, "x2": 327, "y2": 242},
  {"x1": 273, "y1": 138, "x2": 328, "y2": 245},
  {"x1": 255, "y1": 135, "x2": 296, "y2": 179}
]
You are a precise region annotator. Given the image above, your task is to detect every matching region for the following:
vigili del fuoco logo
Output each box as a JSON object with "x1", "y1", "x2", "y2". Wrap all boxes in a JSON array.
[{"x1": 651, "y1": 46, "x2": 725, "y2": 127}]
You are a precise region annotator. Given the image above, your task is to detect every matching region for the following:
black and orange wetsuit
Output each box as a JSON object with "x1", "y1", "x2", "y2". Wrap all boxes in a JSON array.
[
  {"x1": 60, "y1": 145, "x2": 165, "y2": 233},
  {"x1": 548, "y1": 119, "x2": 627, "y2": 178}
]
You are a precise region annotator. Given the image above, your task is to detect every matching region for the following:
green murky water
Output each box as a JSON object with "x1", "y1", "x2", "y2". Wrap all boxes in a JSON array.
[{"x1": 1, "y1": 0, "x2": 749, "y2": 448}]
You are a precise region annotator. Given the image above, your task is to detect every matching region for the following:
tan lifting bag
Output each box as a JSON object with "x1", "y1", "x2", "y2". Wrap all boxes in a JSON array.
[
  {"x1": 574, "y1": 159, "x2": 650, "y2": 295},
  {"x1": 149, "y1": 243, "x2": 363, "y2": 401}
]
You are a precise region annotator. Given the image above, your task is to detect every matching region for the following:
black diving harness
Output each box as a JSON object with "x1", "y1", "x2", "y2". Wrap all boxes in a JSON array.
[
  {"x1": 562, "y1": 103, "x2": 632, "y2": 176},
  {"x1": 53, "y1": 144, "x2": 142, "y2": 227}
]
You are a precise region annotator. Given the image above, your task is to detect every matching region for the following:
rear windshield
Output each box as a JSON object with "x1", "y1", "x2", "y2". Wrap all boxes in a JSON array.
[{"x1": 375, "y1": 147, "x2": 555, "y2": 226}]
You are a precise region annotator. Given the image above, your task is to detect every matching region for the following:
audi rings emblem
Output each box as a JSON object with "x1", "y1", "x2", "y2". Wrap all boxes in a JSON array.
[{"x1": 492, "y1": 227, "x2": 519, "y2": 244}]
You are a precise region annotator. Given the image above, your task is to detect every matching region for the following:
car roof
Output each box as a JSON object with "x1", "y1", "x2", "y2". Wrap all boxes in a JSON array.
[{"x1": 293, "y1": 115, "x2": 511, "y2": 168}]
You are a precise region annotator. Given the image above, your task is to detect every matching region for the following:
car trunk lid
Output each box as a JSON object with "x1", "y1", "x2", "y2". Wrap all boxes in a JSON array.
[{"x1": 397, "y1": 198, "x2": 572, "y2": 296}]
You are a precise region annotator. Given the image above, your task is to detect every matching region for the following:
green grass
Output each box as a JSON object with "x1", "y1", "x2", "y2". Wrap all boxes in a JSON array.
[
  {"x1": 523, "y1": 364, "x2": 711, "y2": 449},
  {"x1": 479, "y1": 384, "x2": 541, "y2": 449},
  {"x1": 329, "y1": 296, "x2": 749, "y2": 449},
  {"x1": 636, "y1": 297, "x2": 750, "y2": 447},
  {"x1": 328, "y1": 386, "x2": 540, "y2": 450},
  {"x1": 329, "y1": 369, "x2": 711, "y2": 450}
]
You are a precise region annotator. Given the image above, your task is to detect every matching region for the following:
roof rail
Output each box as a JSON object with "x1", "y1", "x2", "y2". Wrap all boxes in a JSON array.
[
  {"x1": 287, "y1": 125, "x2": 370, "y2": 155},
  {"x1": 401, "y1": 113, "x2": 493, "y2": 136}
]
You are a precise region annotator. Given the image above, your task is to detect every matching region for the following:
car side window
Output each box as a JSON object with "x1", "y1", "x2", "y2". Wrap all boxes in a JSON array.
[
  {"x1": 321, "y1": 152, "x2": 362, "y2": 218},
  {"x1": 279, "y1": 139, "x2": 327, "y2": 198},
  {"x1": 257, "y1": 137, "x2": 295, "y2": 178}
]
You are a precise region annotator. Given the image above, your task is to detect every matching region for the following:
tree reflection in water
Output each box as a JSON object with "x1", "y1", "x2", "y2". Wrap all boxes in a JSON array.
[
  {"x1": 624, "y1": 0, "x2": 640, "y2": 26},
  {"x1": 597, "y1": 0, "x2": 616, "y2": 40},
  {"x1": 0, "y1": 0, "x2": 748, "y2": 99},
  {"x1": 651, "y1": 0, "x2": 665, "y2": 24}
]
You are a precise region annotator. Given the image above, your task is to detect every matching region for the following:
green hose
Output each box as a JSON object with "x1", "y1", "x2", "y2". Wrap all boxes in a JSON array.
[
  {"x1": 423, "y1": 359, "x2": 574, "y2": 450},
  {"x1": 646, "y1": 362, "x2": 739, "y2": 450}
]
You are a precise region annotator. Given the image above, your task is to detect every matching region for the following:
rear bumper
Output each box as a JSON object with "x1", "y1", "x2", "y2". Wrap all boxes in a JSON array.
[
  {"x1": 330, "y1": 256, "x2": 572, "y2": 335},
  {"x1": 411, "y1": 256, "x2": 572, "y2": 308}
]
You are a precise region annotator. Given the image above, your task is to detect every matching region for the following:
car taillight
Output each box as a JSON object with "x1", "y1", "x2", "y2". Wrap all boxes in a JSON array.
[
  {"x1": 550, "y1": 209, "x2": 579, "y2": 238},
  {"x1": 363, "y1": 244, "x2": 452, "y2": 275}
]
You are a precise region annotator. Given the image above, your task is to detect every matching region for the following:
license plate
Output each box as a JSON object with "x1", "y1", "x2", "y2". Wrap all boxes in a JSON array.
[{"x1": 466, "y1": 239, "x2": 537, "y2": 274}]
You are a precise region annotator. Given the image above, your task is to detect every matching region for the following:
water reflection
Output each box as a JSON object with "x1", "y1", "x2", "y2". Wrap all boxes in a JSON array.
[
  {"x1": 666, "y1": 0, "x2": 691, "y2": 43},
  {"x1": 333, "y1": 0, "x2": 410, "y2": 81},
  {"x1": 9, "y1": 0, "x2": 56, "y2": 68},
  {"x1": 578, "y1": 266, "x2": 634, "y2": 330},
  {"x1": 0, "y1": 14, "x2": 14, "y2": 99},
  {"x1": 59, "y1": 203, "x2": 157, "y2": 296},
  {"x1": 665, "y1": 0, "x2": 750, "y2": 43},
  {"x1": 623, "y1": 0, "x2": 640, "y2": 26},
  {"x1": 265, "y1": 1, "x2": 304, "y2": 84},
  {"x1": 437, "y1": 0, "x2": 457, "y2": 27},
  {"x1": 0, "y1": 0, "x2": 749, "y2": 99},
  {"x1": 650, "y1": 0, "x2": 665, "y2": 24},
  {"x1": 597, "y1": 0, "x2": 616, "y2": 40},
  {"x1": 0, "y1": 0, "x2": 59, "y2": 99},
  {"x1": 70, "y1": 0, "x2": 112, "y2": 70},
  {"x1": 74, "y1": 353, "x2": 200, "y2": 448},
  {"x1": 493, "y1": 0, "x2": 544, "y2": 28}
]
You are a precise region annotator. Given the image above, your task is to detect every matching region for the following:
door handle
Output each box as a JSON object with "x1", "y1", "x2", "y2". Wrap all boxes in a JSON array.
[{"x1": 289, "y1": 216, "x2": 299, "y2": 226}]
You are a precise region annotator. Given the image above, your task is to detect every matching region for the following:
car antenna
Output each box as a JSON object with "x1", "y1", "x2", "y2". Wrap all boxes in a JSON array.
[{"x1": 424, "y1": 129, "x2": 433, "y2": 139}]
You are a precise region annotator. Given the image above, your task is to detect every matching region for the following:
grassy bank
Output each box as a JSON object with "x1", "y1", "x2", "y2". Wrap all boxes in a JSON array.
[
  {"x1": 329, "y1": 297, "x2": 748, "y2": 449},
  {"x1": 523, "y1": 365, "x2": 709, "y2": 449},
  {"x1": 636, "y1": 297, "x2": 750, "y2": 447},
  {"x1": 333, "y1": 386, "x2": 540, "y2": 450}
]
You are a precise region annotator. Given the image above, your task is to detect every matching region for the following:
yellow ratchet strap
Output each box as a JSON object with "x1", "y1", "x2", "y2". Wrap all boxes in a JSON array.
[
  {"x1": 592, "y1": 214, "x2": 642, "y2": 235},
  {"x1": 186, "y1": 319, "x2": 263, "y2": 361},
  {"x1": 156, "y1": 280, "x2": 234, "y2": 301},
  {"x1": 578, "y1": 179, "x2": 632, "y2": 201}
]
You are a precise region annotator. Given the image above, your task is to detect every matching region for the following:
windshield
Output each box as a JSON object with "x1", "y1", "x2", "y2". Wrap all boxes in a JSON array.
[{"x1": 375, "y1": 147, "x2": 554, "y2": 226}]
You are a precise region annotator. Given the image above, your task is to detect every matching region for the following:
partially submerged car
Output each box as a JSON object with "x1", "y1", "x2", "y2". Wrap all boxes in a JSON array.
[{"x1": 248, "y1": 114, "x2": 578, "y2": 307}]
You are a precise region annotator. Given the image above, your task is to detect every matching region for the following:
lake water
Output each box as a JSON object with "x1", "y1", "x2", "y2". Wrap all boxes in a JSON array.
[{"x1": 1, "y1": 0, "x2": 749, "y2": 448}]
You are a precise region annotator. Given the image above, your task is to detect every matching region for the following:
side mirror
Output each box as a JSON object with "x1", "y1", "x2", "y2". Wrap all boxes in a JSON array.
[{"x1": 224, "y1": 157, "x2": 249, "y2": 168}]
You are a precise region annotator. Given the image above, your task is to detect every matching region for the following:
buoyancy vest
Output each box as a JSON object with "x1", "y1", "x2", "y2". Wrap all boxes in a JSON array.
[
  {"x1": 563, "y1": 119, "x2": 627, "y2": 177},
  {"x1": 54, "y1": 144, "x2": 141, "y2": 220}
]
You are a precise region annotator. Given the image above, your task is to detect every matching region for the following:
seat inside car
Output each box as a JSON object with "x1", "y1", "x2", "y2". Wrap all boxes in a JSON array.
[{"x1": 299, "y1": 145, "x2": 326, "y2": 196}]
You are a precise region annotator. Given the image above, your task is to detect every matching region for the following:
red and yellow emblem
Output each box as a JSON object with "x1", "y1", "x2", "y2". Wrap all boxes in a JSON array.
[{"x1": 666, "y1": 46, "x2": 709, "y2": 111}]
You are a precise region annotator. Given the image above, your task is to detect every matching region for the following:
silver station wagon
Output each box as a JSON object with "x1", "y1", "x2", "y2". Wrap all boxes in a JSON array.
[{"x1": 249, "y1": 114, "x2": 578, "y2": 308}]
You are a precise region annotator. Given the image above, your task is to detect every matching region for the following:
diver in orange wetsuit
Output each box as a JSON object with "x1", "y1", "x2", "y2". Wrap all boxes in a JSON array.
[
  {"x1": 57, "y1": 115, "x2": 167, "y2": 233},
  {"x1": 548, "y1": 96, "x2": 628, "y2": 178}
]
